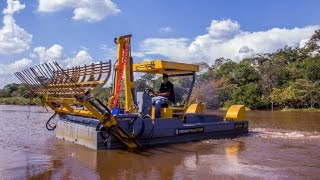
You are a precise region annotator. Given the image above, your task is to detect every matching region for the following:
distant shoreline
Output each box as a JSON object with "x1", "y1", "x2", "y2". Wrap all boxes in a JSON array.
[
  {"x1": 218, "y1": 107, "x2": 320, "y2": 112},
  {"x1": 0, "y1": 97, "x2": 41, "y2": 106}
]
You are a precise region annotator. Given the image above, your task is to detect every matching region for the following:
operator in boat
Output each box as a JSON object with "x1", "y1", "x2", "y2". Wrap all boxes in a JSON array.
[{"x1": 151, "y1": 74, "x2": 175, "y2": 118}]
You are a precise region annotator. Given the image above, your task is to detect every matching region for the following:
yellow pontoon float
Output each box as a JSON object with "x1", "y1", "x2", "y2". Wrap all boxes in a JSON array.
[{"x1": 15, "y1": 35, "x2": 248, "y2": 150}]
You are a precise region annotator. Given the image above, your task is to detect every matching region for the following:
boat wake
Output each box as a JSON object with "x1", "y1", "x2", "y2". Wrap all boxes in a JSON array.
[{"x1": 250, "y1": 128, "x2": 320, "y2": 140}]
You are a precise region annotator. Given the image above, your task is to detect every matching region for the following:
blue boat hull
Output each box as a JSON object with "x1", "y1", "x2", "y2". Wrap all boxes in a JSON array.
[{"x1": 55, "y1": 114, "x2": 248, "y2": 150}]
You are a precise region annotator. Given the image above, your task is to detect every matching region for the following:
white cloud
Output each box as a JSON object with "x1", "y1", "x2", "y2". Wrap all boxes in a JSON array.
[
  {"x1": 0, "y1": 58, "x2": 33, "y2": 88},
  {"x1": 0, "y1": 58, "x2": 32, "y2": 76},
  {"x1": 0, "y1": 0, "x2": 32, "y2": 54},
  {"x1": 33, "y1": 44, "x2": 94, "y2": 68},
  {"x1": 65, "y1": 50, "x2": 94, "y2": 67},
  {"x1": 138, "y1": 19, "x2": 320, "y2": 64},
  {"x1": 3, "y1": 0, "x2": 25, "y2": 15},
  {"x1": 206, "y1": 19, "x2": 240, "y2": 40},
  {"x1": 140, "y1": 38, "x2": 190, "y2": 60},
  {"x1": 34, "y1": 44, "x2": 65, "y2": 63},
  {"x1": 299, "y1": 38, "x2": 309, "y2": 48},
  {"x1": 37, "y1": 0, "x2": 121, "y2": 22},
  {"x1": 159, "y1": 26, "x2": 173, "y2": 33}
]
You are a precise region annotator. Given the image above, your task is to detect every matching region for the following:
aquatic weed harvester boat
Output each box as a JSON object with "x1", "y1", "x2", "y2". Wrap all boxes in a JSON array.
[{"x1": 15, "y1": 35, "x2": 248, "y2": 150}]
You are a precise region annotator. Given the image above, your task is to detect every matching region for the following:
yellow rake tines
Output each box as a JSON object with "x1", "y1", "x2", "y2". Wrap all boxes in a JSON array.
[{"x1": 14, "y1": 60, "x2": 111, "y2": 97}]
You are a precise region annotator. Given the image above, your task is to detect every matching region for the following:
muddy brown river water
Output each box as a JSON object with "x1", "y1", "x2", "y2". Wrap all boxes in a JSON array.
[{"x1": 0, "y1": 105, "x2": 319, "y2": 179}]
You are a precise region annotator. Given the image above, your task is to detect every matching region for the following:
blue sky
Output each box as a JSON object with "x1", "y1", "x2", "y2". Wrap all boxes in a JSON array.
[{"x1": 0, "y1": 0, "x2": 319, "y2": 87}]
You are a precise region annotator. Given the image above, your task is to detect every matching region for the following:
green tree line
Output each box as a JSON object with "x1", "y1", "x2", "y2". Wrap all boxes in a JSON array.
[
  {"x1": 193, "y1": 30, "x2": 320, "y2": 110},
  {"x1": 0, "y1": 83, "x2": 40, "y2": 105}
]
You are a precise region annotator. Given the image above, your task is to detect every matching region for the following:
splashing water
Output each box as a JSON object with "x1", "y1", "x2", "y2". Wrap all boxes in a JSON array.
[{"x1": 251, "y1": 128, "x2": 320, "y2": 140}]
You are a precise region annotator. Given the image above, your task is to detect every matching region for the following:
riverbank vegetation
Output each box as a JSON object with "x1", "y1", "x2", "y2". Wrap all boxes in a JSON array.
[
  {"x1": 0, "y1": 83, "x2": 41, "y2": 105},
  {"x1": 1, "y1": 30, "x2": 319, "y2": 111},
  {"x1": 193, "y1": 30, "x2": 320, "y2": 110}
]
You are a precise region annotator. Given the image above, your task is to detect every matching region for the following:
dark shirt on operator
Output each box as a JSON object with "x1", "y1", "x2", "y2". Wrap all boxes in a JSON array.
[{"x1": 159, "y1": 81, "x2": 175, "y2": 102}]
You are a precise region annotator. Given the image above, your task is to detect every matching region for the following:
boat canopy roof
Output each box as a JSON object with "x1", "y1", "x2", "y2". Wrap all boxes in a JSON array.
[{"x1": 133, "y1": 60, "x2": 199, "y2": 75}]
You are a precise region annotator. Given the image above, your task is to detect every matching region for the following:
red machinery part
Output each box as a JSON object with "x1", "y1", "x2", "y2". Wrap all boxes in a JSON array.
[{"x1": 113, "y1": 42, "x2": 129, "y2": 108}]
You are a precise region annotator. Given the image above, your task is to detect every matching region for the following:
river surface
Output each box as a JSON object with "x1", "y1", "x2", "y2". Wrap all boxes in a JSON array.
[{"x1": 0, "y1": 105, "x2": 319, "y2": 180}]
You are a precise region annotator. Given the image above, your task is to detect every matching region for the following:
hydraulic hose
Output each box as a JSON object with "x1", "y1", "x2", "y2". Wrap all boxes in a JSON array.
[
  {"x1": 129, "y1": 117, "x2": 145, "y2": 139},
  {"x1": 46, "y1": 113, "x2": 57, "y2": 131}
]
